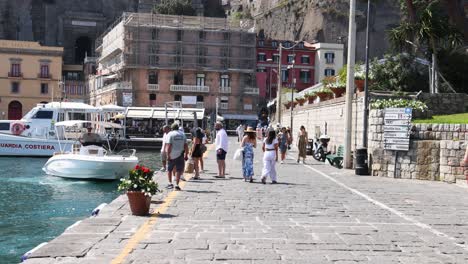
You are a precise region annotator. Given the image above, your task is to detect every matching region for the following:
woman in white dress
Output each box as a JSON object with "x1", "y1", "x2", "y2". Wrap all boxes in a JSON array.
[{"x1": 261, "y1": 130, "x2": 279, "y2": 184}]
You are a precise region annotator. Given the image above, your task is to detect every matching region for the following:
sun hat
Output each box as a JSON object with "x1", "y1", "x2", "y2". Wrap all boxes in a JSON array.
[{"x1": 245, "y1": 127, "x2": 256, "y2": 133}]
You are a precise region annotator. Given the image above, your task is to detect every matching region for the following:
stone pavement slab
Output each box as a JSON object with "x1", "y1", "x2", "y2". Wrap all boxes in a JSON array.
[{"x1": 23, "y1": 137, "x2": 468, "y2": 263}]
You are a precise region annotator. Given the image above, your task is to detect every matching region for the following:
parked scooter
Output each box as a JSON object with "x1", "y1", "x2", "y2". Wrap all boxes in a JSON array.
[{"x1": 312, "y1": 135, "x2": 331, "y2": 162}]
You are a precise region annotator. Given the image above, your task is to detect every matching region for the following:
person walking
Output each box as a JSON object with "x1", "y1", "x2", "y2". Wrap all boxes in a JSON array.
[
  {"x1": 236, "y1": 124, "x2": 245, "y2": 142},
  {"x1": 278, "y1": 127, "x2": 289, "y2": 164},
  {"x1": 214, "y1": 122, "x2": 229, "y2": 178},
  {"x1": 261, "y1": 130, "x2": 279, "y2": 184},
  {"x1": 190, "y1": 127, "x2": 204, "y2": 180},
  {"x1": 160, "y1": 125, "x2": 170, "y2": 172},
  {"x1": 240, "y1": 127, "x2": 257, "y2": 182},
  {"x1": 166, "y1": 123, "x2": 189, "y2": 191},
  {"x1": 200, "y1": 130, "x2": 207, "y2": 172},
  {"x1": 297, "y1": 125, "x2": 308, "y2": 164}
]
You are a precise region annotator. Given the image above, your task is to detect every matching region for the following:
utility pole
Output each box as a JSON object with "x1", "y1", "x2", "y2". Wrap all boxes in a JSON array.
[
  {"x1": 344, "y1": 0, "x2": 357, "y2": 169},
  {"x1": 275, "y1": 44, "x2": 283, "y2": 124},
  {"x1": 362, "y1": 0, "x2": 371, "y2": 149}
]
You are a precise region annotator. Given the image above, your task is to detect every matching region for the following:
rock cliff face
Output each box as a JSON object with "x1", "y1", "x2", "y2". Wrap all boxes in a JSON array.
[{"x1": 229, "y1": 0, "x2": 402, "y2": 60}]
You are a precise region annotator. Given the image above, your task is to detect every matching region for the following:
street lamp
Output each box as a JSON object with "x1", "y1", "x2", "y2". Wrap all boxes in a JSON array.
[
  {"x1": 287, "y1": 61, "x2": 296, "y2": 135},
  {"x1": 275, "y1": 41, "x2": 304, "y2": 124}
]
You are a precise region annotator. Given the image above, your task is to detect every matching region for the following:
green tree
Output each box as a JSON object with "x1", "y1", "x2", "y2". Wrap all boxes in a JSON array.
[{"x1": 153, "y1": 0, "x2": 196, "y2": 16}]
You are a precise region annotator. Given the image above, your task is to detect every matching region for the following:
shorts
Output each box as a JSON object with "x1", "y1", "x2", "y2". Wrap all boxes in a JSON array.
[
  {"x1": 216, "y1": 149, "x2": 227, "y2": 161},
  {"x1": 168, "y1": 155, "x2": 185, "y2": 173},
  {"x1": 161, "y1": 151, "x2": 168, "y2": 162}
]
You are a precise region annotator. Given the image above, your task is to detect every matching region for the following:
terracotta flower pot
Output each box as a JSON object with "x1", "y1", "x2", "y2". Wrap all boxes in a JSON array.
[
  {"x1": 284, "y1": 102, "x2": 291, "y2": 109},
  {"x1": 316, "y1": 92, "x2": 332, "y2": 101},
  {"x1": 330, "y1": 87, "x2": 346, "y2": 98},
  {"x1": 292, "y1": 101, "x2": 298, "y2": 108},
  {"x1": 127, "y1": 191, "x2": 151, "y2": 216},
  {"x1": 296, "y1": 99, "x2": 306, "y2": 106},
  {"x1": 307, "y1": 95, "x2": 317, "y2": 104},
  {"x1": 354, "y1": 79, "x2": 365, "y2": 92}
]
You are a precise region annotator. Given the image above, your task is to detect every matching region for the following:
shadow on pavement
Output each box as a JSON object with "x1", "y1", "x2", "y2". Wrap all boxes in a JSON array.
[{"x1": 184, "y1": 190, "x2": 220, "y2": 194}]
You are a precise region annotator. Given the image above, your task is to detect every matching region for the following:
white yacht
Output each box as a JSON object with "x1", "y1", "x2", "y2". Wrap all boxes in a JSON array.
[
  {"x1": 42, "y1": 121, "x2": 138, "y2": 180},
  {"x1": 0, "y1": 102, "x2": 101, "y2": 156}
]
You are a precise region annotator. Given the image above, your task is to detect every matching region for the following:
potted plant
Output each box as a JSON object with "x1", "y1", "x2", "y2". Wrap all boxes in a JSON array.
[
  {"x1": 315, "y1": 87, "x2": 333, "y2": 101},
  {"x1": 305, "y1": 92, "x2": 317, "y2": 104},
  {"x1": 284, "y1": 101, "x2": 292, "y2": 109},
  {"x1": 118, "y1": 165, "x2": 159, "y2": 216},
  {"x1": 328, "y1": 81, "x2": 346, "y2": 98},
  {"x1": 295, "y1": 97, "x2": 306, "y2": 106},
  {"x1": 354, "y1": 71, "x2": 365, "y2": 93}
]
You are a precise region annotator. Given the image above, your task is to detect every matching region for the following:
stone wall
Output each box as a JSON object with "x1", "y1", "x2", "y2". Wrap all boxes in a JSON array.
[
  {"x1": 419, "y1": 93, "x2": 468, "y2": 116},
  {"x1": 369, "y1": 109, "x2": 467, "y2": 183}
]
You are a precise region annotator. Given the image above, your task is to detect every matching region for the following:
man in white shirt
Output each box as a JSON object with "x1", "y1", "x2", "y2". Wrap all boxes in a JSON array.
[
  {"x1": 236, "y1": 124, "x2": 244, "y2": 142},
  {"x1": 166, "y1": 123, "x2": 188, "y2": 191},
  {"x1": 214, "y1": 122, "x2": 229, "y2": 178},
  {"x1": 160, "y1": 125, "x2": 170, "y2": 172}
]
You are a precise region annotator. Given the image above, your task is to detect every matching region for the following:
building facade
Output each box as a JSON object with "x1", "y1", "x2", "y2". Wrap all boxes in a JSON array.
[
  {"x1": 0, "y1": 40, "x2": 63, "y2": 120},
  {"x1": 309, "y1": 42, "x2": 344, "y2": 85},
  {"x1": 90, "y1": 13, "x2": 258, "y2": 117},
  {"x1": 256, "y1": 39, "x2": 316, "y2": 100}
]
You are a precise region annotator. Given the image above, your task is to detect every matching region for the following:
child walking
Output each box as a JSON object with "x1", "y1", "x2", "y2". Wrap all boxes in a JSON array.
[{"x1": 261, "y1": 130, "x2": 279, "y2": 184}]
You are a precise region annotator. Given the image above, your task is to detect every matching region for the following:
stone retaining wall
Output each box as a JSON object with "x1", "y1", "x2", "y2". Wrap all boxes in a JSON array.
[{"x1": 369, "y1": 109, "x2": 467, "y2": 183}]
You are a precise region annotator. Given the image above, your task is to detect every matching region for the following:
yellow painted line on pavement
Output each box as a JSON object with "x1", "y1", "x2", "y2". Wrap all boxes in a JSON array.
[{"x1": 111, "y1": 143, "x2": 215, "y2": 264}]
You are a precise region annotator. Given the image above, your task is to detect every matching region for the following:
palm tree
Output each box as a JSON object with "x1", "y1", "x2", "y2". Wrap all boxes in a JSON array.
[{"x1": 389, "y1": 0, "x2": 463, "y2": 93}]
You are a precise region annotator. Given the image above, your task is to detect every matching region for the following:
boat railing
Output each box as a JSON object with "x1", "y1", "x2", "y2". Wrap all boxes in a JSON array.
[{"x1": 116, "y1": 149, "x2": 136, "y2": 157}]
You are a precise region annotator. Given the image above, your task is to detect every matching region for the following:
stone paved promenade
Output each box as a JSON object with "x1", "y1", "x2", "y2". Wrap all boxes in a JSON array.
[{"x1": 23, "y1": 137, "x2": 468, "y2": 264}]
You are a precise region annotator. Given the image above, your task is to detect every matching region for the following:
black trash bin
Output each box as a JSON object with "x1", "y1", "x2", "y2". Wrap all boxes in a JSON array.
[{"x1": 355, "y1": 148, "x2": 369, "y2": 175}]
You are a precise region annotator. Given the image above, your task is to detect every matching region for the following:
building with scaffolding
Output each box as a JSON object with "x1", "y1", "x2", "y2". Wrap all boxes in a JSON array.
[{"x1": 89, "y1": 12, "x2": 259, "y2": 120}]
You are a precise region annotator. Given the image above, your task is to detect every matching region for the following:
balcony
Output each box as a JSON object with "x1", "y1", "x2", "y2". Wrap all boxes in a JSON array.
[
  {"x1": 244, "y1": 87, "x2": 260, "y2": 95},
  {"x1": 219, "y1": 87, "x2": 231, "y2": 94},
  {"x1": 147, "y1": 84, "x2": 159, "y2": 91},
  {"x1": 96, "y1": 81, "x2": 132, "y2": 95},
  {"x1": 8, "y1": 72, "x2": 23, "y2": 78},
  {"x1": 220, "y1": 103, "x2": 228, "y2": 110},
  {"x1": 38, "y1": 73, "x2": 51, "y2": 79},
  {"x1": 170, "y1": 85, "x2": 209, "y2": 93},
  {"x1": 196, "y1": 102, "x2": 204, "y2": 109}
]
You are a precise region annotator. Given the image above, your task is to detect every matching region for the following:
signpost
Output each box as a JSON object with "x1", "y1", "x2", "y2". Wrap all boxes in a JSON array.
[{"x1": 384, "y1": 108, "x2": 412, "y2": 178}]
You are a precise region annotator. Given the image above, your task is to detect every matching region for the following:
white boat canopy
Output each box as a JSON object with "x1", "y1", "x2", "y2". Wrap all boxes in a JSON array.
[
  {"x1": 125, "y1": 107, "x2": 205, "y2": 120},
  {"x1": 43, "y1": 102, "x2": 100, "y2": 112},
  {"x1": 99, "y1": 104, "x2": 125, "y2": 112},
  {"x1": 55, "y1": 120, "x2": 123, "y2": 129}
]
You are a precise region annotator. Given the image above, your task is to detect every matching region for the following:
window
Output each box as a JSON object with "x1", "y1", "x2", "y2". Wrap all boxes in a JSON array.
[
  {"x1": 223, "y1": 32, "x2": 230, "y2": 40},
  {"x1": 10, "y1": 63, "x2": 21, "y2": 77},
  {"x1": 283, "y1": 42, "x2": 291, "y2": 48},
  {"x1": 272, "y1": 41, "x2": 278, "y2": 48},
  {"x1": 40, "y1": 83, "x2": 48, "y2": 94},
  {"x1": 11, "y1": 82, "x2": 19, "y2": 93},
  {"x1": 300, "y1": 70, "x2": 311, "y2": 83},
  {"x1": 40, "y1": 64, "x2": 49, "y2": 78},
  {"x1": 196, "y1": 74, "x2": 205, "y2": 86},
  {"x1": 325, "y1": 52, "x2": 335, "y2": 64},
  {"x1": 151, "y1": 29, "x2": 158, "y2": 40},
  {"x1": 174, "y1": 94, "x2": 182, "y2": 102},
  {"x1": 174, "y1": 71, "x2": 183, "y2": 85},
  {"x1": 273, "y1": 54, "x2": 279, "y2": 63},
  {"x1": 196, "y1": 95, "x2": 204, "y2": 102},
  {"x1": 256, "y1": 68, "x2": 266, "y2": 72},
  {"x1": 149, "y1": 94, "x2": 156, "y2": 106},
  {"x1": 287, "y1": 54, "x2": 295, "y2": 63},
  {"x1": 301, "y1": 55, "x2": 310, "y2": 64},
  {"x1": 324, "y1": 68, "x2": 335, "y2": 77},
  {"x1": 220, "y1": 74, "x2": 230, "y2": 87},
  {"x1": 32, "y1": 110, "x2": 53, "y2": 119},
  {"x1": 281, "y1": 69, "x2": 289, "y2": 82},
  {"x1": 257, "y1": 53, "x2": 266, "y2": 62},
  {"x1": 0, "y1": 123, "x2": 10, "y2": 131},
  {"x1": 298, "y1": 42, "x2": 304, "y2": 48},
  {"x1": 148, "y1": 71, "x2": 158, "y2": 84},
  {"x1": 199, "y1": 31, "x2": 206, "y2": 40},
  {"x1": 258, "y1": 40, "x2": 264, "y2": 47}
]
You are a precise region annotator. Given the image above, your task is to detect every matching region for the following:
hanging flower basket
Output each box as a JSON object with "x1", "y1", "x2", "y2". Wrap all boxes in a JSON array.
[
  {"x1": 295, "y1": 97, "x2": 306, "y2": 106},
  {"x1": 330, "y1": 87, "x2": 346, "y2": 98}
]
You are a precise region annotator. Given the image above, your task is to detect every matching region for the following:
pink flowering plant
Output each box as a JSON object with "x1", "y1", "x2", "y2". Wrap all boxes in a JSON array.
[{"x1": 118, "y1": 165, "x2": 159, "y2": 197}]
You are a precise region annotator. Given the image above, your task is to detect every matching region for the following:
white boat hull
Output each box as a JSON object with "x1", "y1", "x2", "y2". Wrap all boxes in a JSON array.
[
  {"x1": 42, "y1": 154, "x2": 138, "y2": 180},
  {"x1": 0, "y1": 133, "x2": 73, "y2": 157}
]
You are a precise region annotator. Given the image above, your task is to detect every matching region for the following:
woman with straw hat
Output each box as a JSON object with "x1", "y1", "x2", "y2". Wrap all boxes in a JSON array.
[{"x1": 240, "y1": 126, "x2": 257, "y2": 182}]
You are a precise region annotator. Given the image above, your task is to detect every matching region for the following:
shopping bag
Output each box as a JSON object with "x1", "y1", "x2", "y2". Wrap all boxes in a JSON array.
[
  {"x1": 185, "y1": 158, "x2": 194, "y2": 173},
  {"x1": 233, "y1": 148, "x2": 243, "y2": 161}
]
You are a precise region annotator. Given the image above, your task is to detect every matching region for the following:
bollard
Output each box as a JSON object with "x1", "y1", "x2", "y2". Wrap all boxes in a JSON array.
[{"x1": 355, "y1": 148, "x2": 369, "y2": 175}]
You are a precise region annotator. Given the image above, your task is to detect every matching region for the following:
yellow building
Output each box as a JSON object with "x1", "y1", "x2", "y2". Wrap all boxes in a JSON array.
[{"x1": 0, "y1": 40, "x2": 63, "y2": 120}]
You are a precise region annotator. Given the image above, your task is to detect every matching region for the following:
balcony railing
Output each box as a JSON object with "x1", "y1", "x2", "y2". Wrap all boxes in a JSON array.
[
  {"x1": 196, "y1": 102, "x2": 204, "y2": 109},
  {"x1": 38, "y1": 73, "x2": 51, "y2": 79},
  {"x1": 220, "y1": 103, "x2": 228, "y2": 109},
  {"x1": 244, "y1": 87, "x2": 260, "y2": 95},
  {"x1": 170, "y1": 85, "x2": 209, "y2": 93},
  {"x1": 98, "y1": 81, "x2": 132, "y2": 94},
  {"x1": 147, "y1": 84, "x2": 159, "y2": 91},
  {"x1": 219, "y1": 87, "x2": 231, "y2": 94},
  {"x1": 8, "y1": 72, "x2": 23, "y2": 78}
]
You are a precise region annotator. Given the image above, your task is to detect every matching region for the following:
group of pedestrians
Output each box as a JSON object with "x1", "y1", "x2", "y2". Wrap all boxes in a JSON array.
[{"x1": 160, "y1": 121, "x2": 309, "y2": 190}]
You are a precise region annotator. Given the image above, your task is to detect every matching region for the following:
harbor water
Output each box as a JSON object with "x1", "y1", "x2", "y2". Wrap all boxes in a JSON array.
[{"x1": 0, "y1": 151, "x2": 161, "y2": 264}]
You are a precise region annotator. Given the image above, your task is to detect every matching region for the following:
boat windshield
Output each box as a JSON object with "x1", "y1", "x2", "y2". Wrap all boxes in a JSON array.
[{"x1": 21, "y1": 108, "x2": 38, "y2": 121}]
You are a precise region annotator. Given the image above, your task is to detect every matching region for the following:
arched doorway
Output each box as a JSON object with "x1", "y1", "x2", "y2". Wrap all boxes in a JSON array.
[
  {"x1": 8, "y1": 101, "x2": 22, "y2": 120},
  {"x1": 74, "y1": 36, "x2": 92, "y2": 64}
]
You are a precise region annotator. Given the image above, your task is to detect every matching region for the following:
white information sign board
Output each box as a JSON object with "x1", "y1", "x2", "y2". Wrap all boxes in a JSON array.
[{"x1": 383, "y1": 108, "x2": 412, "y2": 151}]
